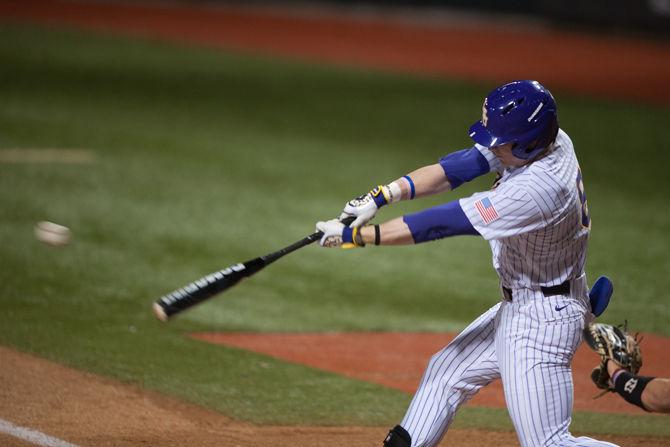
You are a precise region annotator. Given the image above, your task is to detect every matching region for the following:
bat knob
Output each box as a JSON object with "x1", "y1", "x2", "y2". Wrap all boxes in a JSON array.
[{"x1": 152, "y1": 302, "x2": 169, "y2": 322}]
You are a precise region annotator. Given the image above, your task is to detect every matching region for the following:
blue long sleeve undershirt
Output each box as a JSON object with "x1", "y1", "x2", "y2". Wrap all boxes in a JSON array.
[
  {"x1": 403, "y1": 200, "x2": 480, "y2": 243},
  {"x1": 438, "y1": 147, "x2": 491, "y2": 189}
]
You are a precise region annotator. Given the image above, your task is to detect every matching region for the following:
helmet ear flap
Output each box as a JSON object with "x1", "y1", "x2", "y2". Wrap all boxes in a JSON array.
[
  {"x1": 523, "y1": 140, "x2": 538, "y2": 156},
  {"x1": 536, "y1": 115, "x2": 559, "y2": 152},
  {"x1": 512, "y1": 114, "x2": 560, "y2": 160}
]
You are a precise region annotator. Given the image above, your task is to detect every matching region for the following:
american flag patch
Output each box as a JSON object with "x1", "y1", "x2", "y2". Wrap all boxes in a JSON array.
[{"x1": 475, "y1": 197, "x2": 500, "y2": 224}]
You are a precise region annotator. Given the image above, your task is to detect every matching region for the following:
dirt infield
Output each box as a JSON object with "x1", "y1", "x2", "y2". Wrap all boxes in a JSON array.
[
  {"x1": 1, "y1": 0, "x2": 670, "y2": 104},
  {"x1": 191, "y1": 331, "x2": 670, "y2": 416},
  {"x1": 2, "y1": 345, "x2": 667, "y2": 447}
]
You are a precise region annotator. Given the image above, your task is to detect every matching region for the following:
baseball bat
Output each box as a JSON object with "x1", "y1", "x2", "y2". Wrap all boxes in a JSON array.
[{"x1": 152, "y1": 217, "x2": 354, "y2": 321}]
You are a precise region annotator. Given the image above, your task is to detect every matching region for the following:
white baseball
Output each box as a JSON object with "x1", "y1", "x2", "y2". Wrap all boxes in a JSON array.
[{"x1": 35, "y1": 221, "x2": 71, "y2": 246}]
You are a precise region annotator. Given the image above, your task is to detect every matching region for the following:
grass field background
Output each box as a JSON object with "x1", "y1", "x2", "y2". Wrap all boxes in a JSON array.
[{"x1": 1, "y1": 24, "x2": 669, "y2": 436}]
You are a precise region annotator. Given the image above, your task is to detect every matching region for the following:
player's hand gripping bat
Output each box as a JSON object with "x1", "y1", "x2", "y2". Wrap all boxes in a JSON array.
[{"x1": 152, "y1": 217, "x2": 354, "y2": 321}]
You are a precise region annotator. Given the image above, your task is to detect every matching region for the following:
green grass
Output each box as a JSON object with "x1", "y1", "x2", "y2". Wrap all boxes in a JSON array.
[{"x1": 0, "y1": 23, "x2": 669, "y2": 437}]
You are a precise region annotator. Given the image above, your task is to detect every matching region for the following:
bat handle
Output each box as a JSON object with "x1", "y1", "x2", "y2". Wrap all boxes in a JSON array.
[
  {"x1": 311, "y1": 215, "x2": 357, "y2": 240},
  {"x1": 340, "y1": 215, "x2": 357, "y2": 226},
  {"x1": 261, "y1": 216, "x2": 356, "y2": 264},
  {"x1": 312, "y1": 214, "x2": 356, "y2": 238}
]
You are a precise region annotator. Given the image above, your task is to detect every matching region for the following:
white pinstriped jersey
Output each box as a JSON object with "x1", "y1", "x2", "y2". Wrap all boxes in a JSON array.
[
  {"x1": 399, "y1": 128, "x2": 616, "y2": 447},
  {"x1": 459, "y1": 129, "x2": 590, "y2": 290}
]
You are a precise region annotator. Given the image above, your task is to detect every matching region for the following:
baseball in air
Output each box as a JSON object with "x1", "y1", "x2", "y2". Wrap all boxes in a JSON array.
[{"x1": 35, "y1": 221, "x2": 71, "y2": 247}]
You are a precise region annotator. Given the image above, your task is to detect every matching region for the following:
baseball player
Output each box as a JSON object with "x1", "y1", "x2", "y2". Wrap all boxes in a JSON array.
[
  {"x1": 584, "y1": 322, "x2": 670, "y2": 414},
  {"x1": 316, "y1": 80, "x2": 619, "y2": 446}
]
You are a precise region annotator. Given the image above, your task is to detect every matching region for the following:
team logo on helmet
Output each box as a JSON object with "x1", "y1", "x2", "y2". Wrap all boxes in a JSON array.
[{"x1": 481, "y1": 99, "x2": 489, "y2": 127}]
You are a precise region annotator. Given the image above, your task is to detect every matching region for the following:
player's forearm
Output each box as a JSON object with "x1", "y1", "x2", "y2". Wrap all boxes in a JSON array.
[
  {"x1": 391, "y1": 146, "x2": 494, "y2": 201},
  {"x1": 391, "y1": 164, "x2": 452, "y2": 201},
  {"x1": 643, "y1": 378, "x2": 670, "y2": 413},
  {"x1": 359, "y1": 217, "x2": 415, "y2": 245},
  {"x1": 356, "y1": 200, "x2": 479, "y2": 246},
  {"x1": 339, "y1": 152, "x2": 484, "y2": 229}
]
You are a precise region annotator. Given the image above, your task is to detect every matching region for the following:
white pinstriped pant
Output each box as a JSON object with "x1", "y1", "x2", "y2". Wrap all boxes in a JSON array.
[{"x1": 400, "y1": 288, "x2": 619, "y2": 447}]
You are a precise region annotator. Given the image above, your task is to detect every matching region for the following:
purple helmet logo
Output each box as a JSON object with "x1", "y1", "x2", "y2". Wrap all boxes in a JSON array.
[{"x1": 469, "y1": 80, "x2": 559, "y2": 160}]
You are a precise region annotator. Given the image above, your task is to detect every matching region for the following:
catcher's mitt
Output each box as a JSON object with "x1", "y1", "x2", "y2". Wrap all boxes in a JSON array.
[{"x1": 583, "y1": 322, "x2": 642, "y2": 395}]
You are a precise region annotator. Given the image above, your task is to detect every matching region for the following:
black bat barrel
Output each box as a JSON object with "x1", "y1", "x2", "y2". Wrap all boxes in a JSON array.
[
  {"x1": 153, "y1": 258, "x2": 264, "y2": 321},
  {"x1": 153, "y1": 217, "x2": 353, "y2": 322}
]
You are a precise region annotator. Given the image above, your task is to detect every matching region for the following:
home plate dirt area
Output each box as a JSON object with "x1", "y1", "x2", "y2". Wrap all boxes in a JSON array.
[
  {"x1": 0, "y1": 346, "x2": 520, "y2": 447},
  {"x1": 1, "y1": 345, "x2": 669, "y2": 447}
]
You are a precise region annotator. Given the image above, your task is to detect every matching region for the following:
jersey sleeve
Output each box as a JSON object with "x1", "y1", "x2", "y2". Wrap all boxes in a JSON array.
[{"x1": 458, "y1": 183, "x2": 546, "y2": 240}]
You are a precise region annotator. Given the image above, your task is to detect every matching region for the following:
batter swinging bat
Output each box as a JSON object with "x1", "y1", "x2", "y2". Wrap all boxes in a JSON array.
[{"x1": 152, "y1": 217, "x2": 354, "y2": 322}]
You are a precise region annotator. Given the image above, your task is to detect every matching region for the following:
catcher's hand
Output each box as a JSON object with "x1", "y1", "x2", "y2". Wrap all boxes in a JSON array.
[{"x1": 583, "y1": 322, "x2": 642, "y2": 394}]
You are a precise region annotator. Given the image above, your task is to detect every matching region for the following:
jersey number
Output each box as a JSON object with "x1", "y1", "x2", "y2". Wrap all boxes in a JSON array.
[{"x1": 576, "y1": 168, "x2": 591, "y2": 228}]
